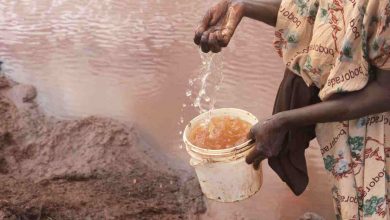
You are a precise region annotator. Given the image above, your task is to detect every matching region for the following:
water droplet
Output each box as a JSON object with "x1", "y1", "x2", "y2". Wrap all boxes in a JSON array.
[
  {"x1": 159, "y1": 184, "x2": 163, "y2": 188},
  {"x1": 133, "y1": 179, "x2": 137, "y2": 184},
  {"x1": 170, "y1": 180, "x2": 173, "y2": 185},
  {"x1": 179, "y1": 144, "x2": 183, "y2": 149},
  {"x1": 182, "y1": 104, "x2": 187, "y2": 108},
  {"x1": 186, "y1": 90, "x2": 192, "y2": 97},
  {"x1": 180, "y1": 117, "x2": 184, "y2": 124},
  {"x1": 204, "y1": 96, "x2": 211, "y2": 102},
  {"x1": 179, "y1": 131, "x2": 183, "y2": 135}
]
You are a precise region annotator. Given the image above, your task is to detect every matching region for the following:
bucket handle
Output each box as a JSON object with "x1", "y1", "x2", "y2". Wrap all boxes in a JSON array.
[{"x1": 232, "y1": 139, "x2": 255, "y2": 159}]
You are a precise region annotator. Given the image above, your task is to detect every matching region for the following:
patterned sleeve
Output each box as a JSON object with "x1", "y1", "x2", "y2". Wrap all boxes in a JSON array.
[{"x1": 368, "y1": 2, "x2": 390, "y2": 70}]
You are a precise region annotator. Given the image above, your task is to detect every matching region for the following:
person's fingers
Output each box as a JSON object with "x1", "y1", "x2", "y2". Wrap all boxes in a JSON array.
[
  {"x1": 200, "y1": 30, "x2": 211, "y2": 53},
  {"x1": 194, "y1": 26, "x2": 205, "y2": 45},
  {"x1": 253, "y1": 159, "x2": 261, "y2": 170},
  {"x1": 220, "y1": 28, "x2": 233, "y2": 47},
  {"x1": 219, "y1": 5, "x2": 243, "y2": 47},
  {"x1": 209, "y1": 32, "x2": 221, "y2": 53},
  {"x1": 247, "y1": 143, "x2": 274, "y2": 166},
  {"x1": 247, "y1": 125, "x2": 256, "y2": 140},
  {"x1": 215, "y1": 31, "x2": 225, "y2": 47},
  {"x1": 194, "y1": 10, "x2": 212, "y2": 45},
  {"x1": 246, "y1": 144, "x2": 264, "y2": 164}
]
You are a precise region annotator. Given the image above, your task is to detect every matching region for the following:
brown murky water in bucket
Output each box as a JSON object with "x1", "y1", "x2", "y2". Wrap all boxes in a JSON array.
[
  {"x1": 0, "y1": 0, "x2": 334, "y2": 219},
  {"x1": 189, "y1": 116, "x2": 251, "y2": 150}
]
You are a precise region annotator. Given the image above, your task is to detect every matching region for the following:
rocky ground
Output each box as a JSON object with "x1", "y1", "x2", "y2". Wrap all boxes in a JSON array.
[{"x1": 0, "y1": 73, "x2": 205, "y2": 220}]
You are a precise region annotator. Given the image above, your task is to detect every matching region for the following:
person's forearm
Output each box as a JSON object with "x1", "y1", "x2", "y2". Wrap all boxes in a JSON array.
[
  {"x1": 278, "y1": 70, "x2": 390, "y2": 129},
  {"x1": 241, "y1": 0, "x2": 282, "y2": 26}
]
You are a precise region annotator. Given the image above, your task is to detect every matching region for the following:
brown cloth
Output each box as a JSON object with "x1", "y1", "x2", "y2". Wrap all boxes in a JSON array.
[{"x1": 269, "y1": 68, "x2": 320, "y2": 196}]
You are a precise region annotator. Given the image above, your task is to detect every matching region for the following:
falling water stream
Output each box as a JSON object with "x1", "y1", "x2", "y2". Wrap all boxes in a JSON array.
[{"x1": 190, "y1": 51, "x2": 223, "y2": 115}]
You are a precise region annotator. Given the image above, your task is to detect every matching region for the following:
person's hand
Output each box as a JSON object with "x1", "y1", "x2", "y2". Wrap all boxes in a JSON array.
[
  {"x1": 194, "y1": 0, "x2": 245, "y2": 53},
  {"x1": 245, "y1": 114, "x2": 289, "y2": 170}
]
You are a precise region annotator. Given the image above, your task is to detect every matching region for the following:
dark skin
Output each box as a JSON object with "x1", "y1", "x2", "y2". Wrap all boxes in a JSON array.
[
  {"x1": 194, "y1": 0, "x2": 280, "y2": 53},
  {"x1": 194, "y1": 0, "x2": 390, "y2": 169}
]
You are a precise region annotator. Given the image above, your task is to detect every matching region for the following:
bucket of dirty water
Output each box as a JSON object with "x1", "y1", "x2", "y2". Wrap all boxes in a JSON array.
[{"x1": 183, "y1": 108, "x2": 263, "y2": 202}]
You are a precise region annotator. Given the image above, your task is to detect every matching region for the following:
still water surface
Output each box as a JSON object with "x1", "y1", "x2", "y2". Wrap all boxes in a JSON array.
[{"x1": 0, "y1": 0, "x2": 334, "y2": 219}]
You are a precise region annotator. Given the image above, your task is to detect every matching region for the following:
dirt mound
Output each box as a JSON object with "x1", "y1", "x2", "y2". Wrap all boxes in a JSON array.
[{"x1": 0, "y1": 73, "x2": 205, "y2": 219}]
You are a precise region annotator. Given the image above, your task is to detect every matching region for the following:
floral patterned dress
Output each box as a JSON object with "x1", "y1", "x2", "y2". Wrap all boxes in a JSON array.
[{"x1": 273, "y1": 0, "x2": 390, "y2": 219}]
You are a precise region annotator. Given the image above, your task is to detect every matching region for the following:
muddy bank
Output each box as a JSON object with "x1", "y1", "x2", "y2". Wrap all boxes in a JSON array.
[{"x1": 0, "y1": 73, "x2": 205, "y2": 219}]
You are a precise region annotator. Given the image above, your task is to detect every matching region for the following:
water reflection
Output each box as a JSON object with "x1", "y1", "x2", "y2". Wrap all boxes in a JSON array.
[{"x1": 0, "y1": 0, "x2": 334, "y2": 219}]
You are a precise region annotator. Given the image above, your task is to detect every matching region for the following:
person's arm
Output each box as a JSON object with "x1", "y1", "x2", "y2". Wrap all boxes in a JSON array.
[
  {"x1": 246, "y1": 70, "x2": 390, "y2": 166},
  {"x1": 242, "y1": 0, "x2": 281, "y2": 26},
  {"x1": 278, "y1": 69, "x2": 390, "y2": 128}
]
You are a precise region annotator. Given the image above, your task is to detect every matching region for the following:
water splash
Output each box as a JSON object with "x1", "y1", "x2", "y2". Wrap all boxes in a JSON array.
[{"x1": 190, "y1": 51, "x2": 223, "y2": 116}]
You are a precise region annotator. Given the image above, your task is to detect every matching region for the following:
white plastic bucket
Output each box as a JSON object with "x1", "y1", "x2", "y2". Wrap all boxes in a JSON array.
[{"x1": 183, "y1": 108, "x2": 263, "y2": 202}]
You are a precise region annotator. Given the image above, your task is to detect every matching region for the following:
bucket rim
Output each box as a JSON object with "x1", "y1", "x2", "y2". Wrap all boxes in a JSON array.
[{"x1": 182, "y1": 108, "x2": 258, "y2": 155}]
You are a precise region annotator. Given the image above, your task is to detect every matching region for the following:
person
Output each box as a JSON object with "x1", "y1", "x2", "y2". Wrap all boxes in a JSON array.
[{"x1": 194, "y1": 0, "x2": 390, "y2": 219}]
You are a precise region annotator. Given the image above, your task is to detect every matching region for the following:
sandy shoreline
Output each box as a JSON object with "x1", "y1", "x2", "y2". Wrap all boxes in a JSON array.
[{"x1": 0, "y1": 73, "x2": 205, "y2": 219}]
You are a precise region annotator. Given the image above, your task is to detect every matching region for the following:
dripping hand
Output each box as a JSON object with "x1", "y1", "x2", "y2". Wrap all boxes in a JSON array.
[{"x1": 194, "y1": 0, "x2": 245, "y2": 53}]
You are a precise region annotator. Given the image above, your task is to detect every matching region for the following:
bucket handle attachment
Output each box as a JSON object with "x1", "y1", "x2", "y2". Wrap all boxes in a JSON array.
[
  {"x1": 190, "y1": 158, "x2": 209, "y2": 167},
  {"x1": 190, "y1": 157, "x2": 220, "y2": 167}
]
